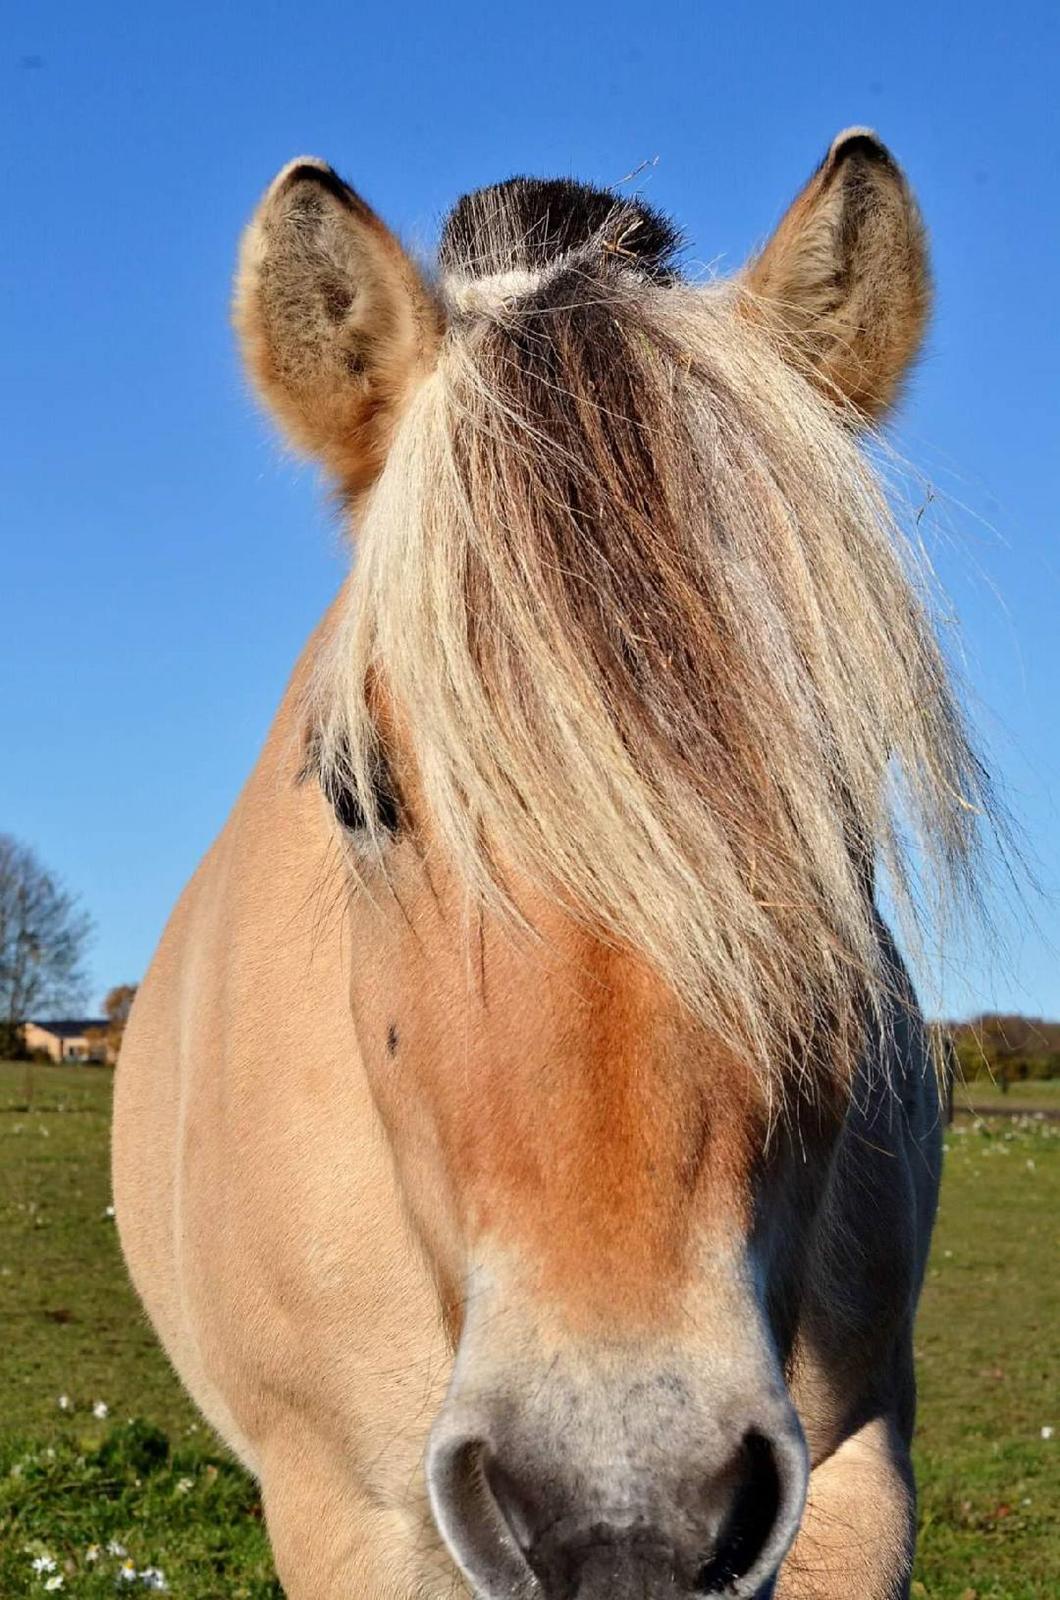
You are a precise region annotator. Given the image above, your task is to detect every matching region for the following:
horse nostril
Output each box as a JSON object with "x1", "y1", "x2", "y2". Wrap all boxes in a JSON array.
[
  {"x1": 484, "y1": 1456, "x2": 544, "y2": 1558},
  {"x1": 695, "y1": 1429, "x2": 796, "y2": 1596},
  {"x1": 427, "y1": 1435, "x2": 540, "y2": 1599}
]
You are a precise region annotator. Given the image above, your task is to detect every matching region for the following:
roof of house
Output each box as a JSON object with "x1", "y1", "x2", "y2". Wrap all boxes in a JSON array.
[{"x1": 27, "y1": 1019, "x2": 108, "y2": 1038}]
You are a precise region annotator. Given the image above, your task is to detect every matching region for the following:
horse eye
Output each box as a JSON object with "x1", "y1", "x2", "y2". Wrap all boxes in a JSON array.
[
  {"x1": 321, "y1": 752, "x2": 402, "y2": 837},
  {"x1": 323, "y1": 769, "x2": 368, "y2": 833}
]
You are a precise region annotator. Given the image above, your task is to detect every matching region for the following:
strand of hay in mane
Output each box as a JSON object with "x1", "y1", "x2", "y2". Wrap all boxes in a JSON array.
[{"x1": 313, "y1": 266, "x2": 991, "y2": 1088}]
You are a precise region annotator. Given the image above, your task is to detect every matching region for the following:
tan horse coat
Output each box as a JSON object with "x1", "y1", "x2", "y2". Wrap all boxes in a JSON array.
[{"x1": 115, "y1": 593, "x2": 941, "y2": 1597}]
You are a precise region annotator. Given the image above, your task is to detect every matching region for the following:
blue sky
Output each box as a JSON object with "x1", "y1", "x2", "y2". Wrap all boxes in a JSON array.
[{"x1": 2, "y1": 1, "x2": 1057, "y2": 1020}]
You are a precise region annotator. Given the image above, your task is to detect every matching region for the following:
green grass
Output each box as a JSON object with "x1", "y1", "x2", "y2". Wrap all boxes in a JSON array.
[
  {"x1": 954, "y1": 1076, "x2": 1060, "y2": 1112},
  {"x1": 0, "y1": 1062, "x2": 280, "y2": 1598},
  {"x1": 912, "y1": 1109, "x2": 1059, "y2": 1600},
  {"x1": 1, "y1": 1063, "x2": 1056, "y2": 1598}
]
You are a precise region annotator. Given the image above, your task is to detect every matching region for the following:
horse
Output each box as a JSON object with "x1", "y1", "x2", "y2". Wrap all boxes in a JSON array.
[{"x1": 113, "y1": 129, "x2": 988, "y2": 1599}]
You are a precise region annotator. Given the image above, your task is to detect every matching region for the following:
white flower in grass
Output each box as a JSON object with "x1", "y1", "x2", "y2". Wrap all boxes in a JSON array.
[
  {"x1": 92, "y1": 1399, "x2": 109, "y2": 1419},
  {"x1": 1042, "y1": 1425, "x2": 1054, "y2": 1440},
  {"x1": 31, "y1": 1556, "x2": 56, "y2": 1574},
  {"x1": 140, "y1": 1568, "x2": 168, "y2": 1591},
  {"x1": 106, "y1": 1541, "x2": 127, "y2": 1557},
  {"x1": 43, "y1": 1578, "x2": 64, "y2": 1593},
  {"x1": 103, "y1": 1204, "x2": 116, "y2": 1219},
  {"x1": 85, "y1": 1544, "x2": 102, "y2": 1563},
  {"x1": 119, "y1": 1559, "x2": 138, "y2": 1582},
  {"x1": 57, "y1": 1395, "x2": 72, "y2": 1412},
  {"x1": 175, "y1": 1476, "x2": 194, "y2": 1494}
]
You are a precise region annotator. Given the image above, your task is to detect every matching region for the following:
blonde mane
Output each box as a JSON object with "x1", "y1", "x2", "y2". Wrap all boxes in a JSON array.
[{"x1": 312, "y1": 202, "x2": 987, "y2": 1083}]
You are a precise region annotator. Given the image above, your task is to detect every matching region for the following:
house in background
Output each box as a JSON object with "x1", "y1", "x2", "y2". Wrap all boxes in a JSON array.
[{"x1": 23, "y1": 1019, "x2": 110, "y2": 1063}]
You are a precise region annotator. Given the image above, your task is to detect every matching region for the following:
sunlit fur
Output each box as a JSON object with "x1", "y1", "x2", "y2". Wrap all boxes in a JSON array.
[{"x1": 312, "y1": 242, "x2": 987, "y2": 1089}]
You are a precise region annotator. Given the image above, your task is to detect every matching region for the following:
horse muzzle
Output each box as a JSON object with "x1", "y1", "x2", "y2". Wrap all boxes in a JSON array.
[{"x1": 426, "y1": 1355, "x2": 808, "y2": 1600}]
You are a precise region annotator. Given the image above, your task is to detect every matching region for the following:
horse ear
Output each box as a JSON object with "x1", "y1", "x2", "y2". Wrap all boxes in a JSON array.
[
  {"x1": 234, "y1": 159, "x2": 443, "y2": 495},
  {"x1": 743, "y1": 130, "x2": 930, "y2": 420}
]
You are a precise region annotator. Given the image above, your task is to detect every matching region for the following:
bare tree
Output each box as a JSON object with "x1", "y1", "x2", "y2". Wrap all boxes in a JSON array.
[{"x1": 0, "y1": 834, "x2": 93, "y2": 1057}]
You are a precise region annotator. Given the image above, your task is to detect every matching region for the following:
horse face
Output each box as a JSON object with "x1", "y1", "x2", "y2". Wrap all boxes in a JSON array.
[{"x1": 342, "y1": 844, "x2": 841, "y2": 1599}]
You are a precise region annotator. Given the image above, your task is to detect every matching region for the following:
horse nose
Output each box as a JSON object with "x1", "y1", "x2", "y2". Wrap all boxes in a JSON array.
[
  {"x1": 430, "y1": 1423, "x2": 808, "y2": 1599},
  {"x1": 491, "y1": 1426, "x2": 804, "y2": 1598}
]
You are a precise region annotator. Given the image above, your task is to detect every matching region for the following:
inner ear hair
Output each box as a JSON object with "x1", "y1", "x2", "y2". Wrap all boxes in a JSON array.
[
  {"x1": 234, "y1": 158, "x2": 443, "y2": 496},
  {"x1": 743, "y1": 128, "x2": 930, "y2": 420}
]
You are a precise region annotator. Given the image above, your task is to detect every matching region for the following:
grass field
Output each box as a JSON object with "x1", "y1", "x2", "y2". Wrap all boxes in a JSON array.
[
  {"x1": 954, "y1": 1076, "x2": 1060, "y2": 1114},
  {"x1": 1, "y1": 1062, "x2": 1056, "y2": 1598}
]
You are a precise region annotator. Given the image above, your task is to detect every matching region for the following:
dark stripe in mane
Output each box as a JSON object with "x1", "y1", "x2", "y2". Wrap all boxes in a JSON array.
[{"x1": 439, "y1": 176, "x2": 683, "y2": 279}]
